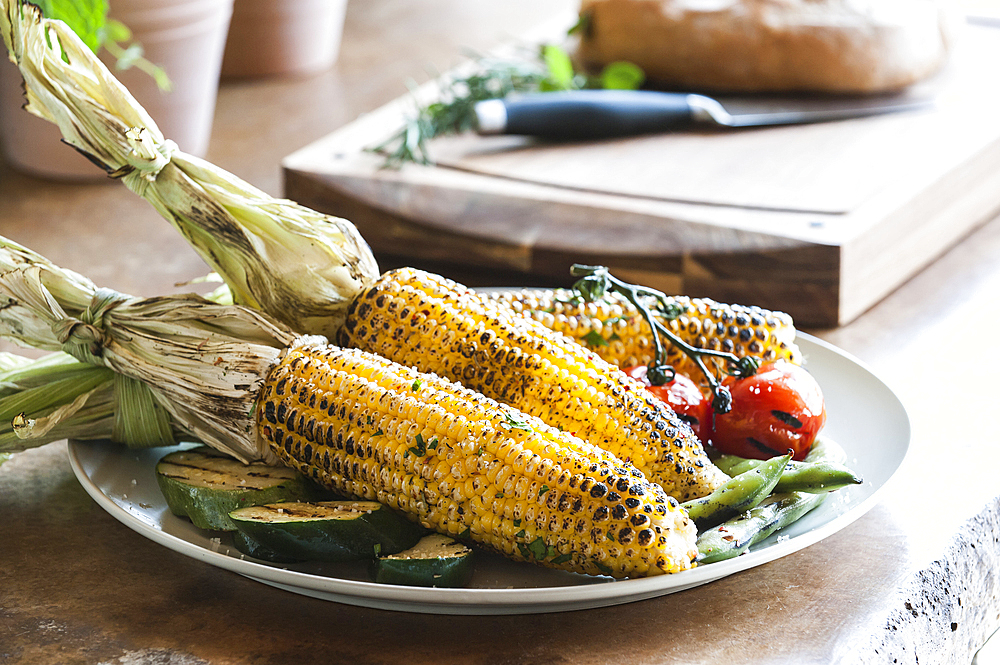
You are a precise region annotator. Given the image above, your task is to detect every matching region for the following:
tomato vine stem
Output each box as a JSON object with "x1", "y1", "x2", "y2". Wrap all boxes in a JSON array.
[{"x1": 570, "y1": 264, "x2": 760, "y2": 414}]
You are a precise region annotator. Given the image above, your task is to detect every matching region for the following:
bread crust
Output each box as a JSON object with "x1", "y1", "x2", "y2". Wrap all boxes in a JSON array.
[{"x1": 576, "y1": 0, "x2": 956, "y2": 93}]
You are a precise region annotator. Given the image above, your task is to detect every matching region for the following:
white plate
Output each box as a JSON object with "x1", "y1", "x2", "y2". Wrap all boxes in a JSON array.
[{"x1": 68, "y1": 333, "x2": 909, "y2": 615}]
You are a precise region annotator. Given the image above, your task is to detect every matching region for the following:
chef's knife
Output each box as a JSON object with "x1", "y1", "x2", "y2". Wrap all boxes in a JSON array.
[{"x1": 473, "y1": 90, "x2": 933, "y2": 139}]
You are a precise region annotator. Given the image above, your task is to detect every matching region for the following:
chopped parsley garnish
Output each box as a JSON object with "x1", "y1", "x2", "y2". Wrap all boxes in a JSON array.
[
  {"x1": 539, "y1": 485, "x2": 550, "y2": 497},
  {"x1": 408, "y1": 433, "x2": 427, "y2": 457},
  {"x1": 411, "y1": 379, "x2": 422, "y2": 391},
  {"x1": 582, "y1": 330, "x2": 609, "y2": 348},
  {"x1": 554, "y1": 293, "x2": 584, "y2": 306},
  {"x1": 551, "y1": 553, "x2": 573, "y2": 565},
  {"x1": 502, "y1": 410, "x2": 533, "y2": 432},
  {"x1": 595, "y1": 562, "x2": 613, "y2": 576},
  {"x1": 527, "y1": 537, "x2": 548, "y2": 560}
]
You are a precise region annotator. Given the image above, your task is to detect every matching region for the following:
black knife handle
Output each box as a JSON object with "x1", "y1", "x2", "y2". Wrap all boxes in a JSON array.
[{"x1": 475, "y1": 90, "x2": 696, "y2": 139}]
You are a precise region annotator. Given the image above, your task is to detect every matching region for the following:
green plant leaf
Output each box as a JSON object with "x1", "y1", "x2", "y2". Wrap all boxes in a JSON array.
[
  {"x1": 541, "y1": 44, "x2": 575, "y2": 91},
  {"x1": 601, "y1": 61, "x2": 645, "y2": 90},
  {"x1": 103, "y1": 18, "x2": 131, "y2": 42},
  {"x1": 35, "y1": 0, "x2": 109, "y2": 53}
]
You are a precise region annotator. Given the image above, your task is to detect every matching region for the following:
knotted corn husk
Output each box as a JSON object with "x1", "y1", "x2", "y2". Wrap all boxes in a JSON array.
[
  {"x1": 0, "y1": 0, "x2": 379, "y2": 339},
  {"x1": 0, "y1": 236, "x2": 301, "y2": 463}
]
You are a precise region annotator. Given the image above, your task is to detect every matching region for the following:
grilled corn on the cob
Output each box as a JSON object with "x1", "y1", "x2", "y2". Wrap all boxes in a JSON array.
[
  {"x1": 259, "y1": 342, "x2": 698, "y2": 577},
  {"x1": 338, "y1": 268, "x2": 729, "y2": 502},
  {"x1": 489, "y1": 289, "x2": 800, "y2": 380}
]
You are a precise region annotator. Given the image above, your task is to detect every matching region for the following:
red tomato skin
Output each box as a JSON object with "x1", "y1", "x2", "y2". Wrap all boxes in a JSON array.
[
  {"x1": 711, "y1": 361, "x2": 826, "y2": 461},
  {"x1": 624, "y1": 365, "x2": 710, "y2": 443}
]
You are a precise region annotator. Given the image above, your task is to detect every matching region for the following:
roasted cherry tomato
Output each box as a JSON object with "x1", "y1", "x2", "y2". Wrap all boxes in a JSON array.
[
  {"x1": 624, "y1": 365, "x2": 710, "y2": 443},
  {"x1": 711, "y1": 360, "x2": 826, "y2": 461}
]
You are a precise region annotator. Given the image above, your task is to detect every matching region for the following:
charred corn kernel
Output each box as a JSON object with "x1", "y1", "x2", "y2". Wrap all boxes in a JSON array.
[
  {"x1": 338, "y1": 268, "x2": 728, "y2": 502},
  {"x1": 257, "y1": 343, "x2": 697, "y2": 577},
  {"x1": 489, "y1": 288, "x2": 800, "y2": 381}
]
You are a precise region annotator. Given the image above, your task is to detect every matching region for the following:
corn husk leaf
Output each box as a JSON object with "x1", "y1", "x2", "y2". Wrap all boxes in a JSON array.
[
  {"x1": 0, "y1": 349, "x2": 196, "y2": 453},
  {"x1": 1, "y1": 0, "x2": 379, "y2": 338},
  {"x1": 0, "y1": 236, "x2": 300, "y2": 463}
]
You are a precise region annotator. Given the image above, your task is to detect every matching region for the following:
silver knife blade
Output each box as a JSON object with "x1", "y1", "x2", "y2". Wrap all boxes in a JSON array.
[{"x1": 695, "y1": 93, "x2": 936, "y2": 127}]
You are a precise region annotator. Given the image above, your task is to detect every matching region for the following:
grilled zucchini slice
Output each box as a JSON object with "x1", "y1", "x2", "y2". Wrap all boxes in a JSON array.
[
  {"x1": 228, "y1": 501, "x2": 425, "y2": 562},
  {"x1": 371, "y1": 534, "x2": 474, "y2": 587},
  {"x1": 155, "y1": 447, "x2": 315, "y2": 531}
]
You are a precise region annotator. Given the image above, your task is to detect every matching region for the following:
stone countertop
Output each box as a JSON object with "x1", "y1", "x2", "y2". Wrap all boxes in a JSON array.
[{"x1": 2, "y1": 1, "x2": 1000, "y2": 663}]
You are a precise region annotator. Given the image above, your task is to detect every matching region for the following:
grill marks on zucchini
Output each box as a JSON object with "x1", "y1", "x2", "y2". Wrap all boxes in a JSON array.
[{"x1": 155, "y1": 447, "x2": 315, "y2": 531}]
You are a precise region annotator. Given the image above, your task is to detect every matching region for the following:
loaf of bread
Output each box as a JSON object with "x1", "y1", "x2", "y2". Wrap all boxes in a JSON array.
[{"x1": 575, "y1": 0, "x2": 957, "y2": 93}]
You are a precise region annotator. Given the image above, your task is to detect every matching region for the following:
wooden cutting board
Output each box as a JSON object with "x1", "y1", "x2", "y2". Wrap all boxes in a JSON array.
[{"x1": 283, "y1": 17, "x2": 1000, "y2": 327}]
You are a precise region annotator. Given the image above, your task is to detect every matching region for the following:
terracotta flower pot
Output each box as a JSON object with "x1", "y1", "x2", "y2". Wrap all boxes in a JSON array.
[
  {"x1": 221, "y1": 0, "x2": 348, "y2": 79},
  {"x1": 0, "y1": 0, "x2": 233, "y2": 180}
]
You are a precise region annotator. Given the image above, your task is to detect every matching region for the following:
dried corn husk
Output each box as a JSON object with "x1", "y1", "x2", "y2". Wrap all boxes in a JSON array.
[
  {"x1": 0, "y1": 0, "x2": 378, "y2": 338},
  {"x1": 0, "y1": 236, "x2": 300, "y2": 463}
]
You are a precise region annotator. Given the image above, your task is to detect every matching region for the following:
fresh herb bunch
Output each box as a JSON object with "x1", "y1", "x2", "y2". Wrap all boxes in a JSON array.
[
  {"x1": 370, "y1": 44, "x2": 644, "y2": 168},
  {"x1": 34, "y1": 0, "x2": 171, "y2": 90}
]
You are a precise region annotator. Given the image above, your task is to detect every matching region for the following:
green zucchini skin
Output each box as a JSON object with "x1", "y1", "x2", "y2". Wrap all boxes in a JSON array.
[
  {"x1": 156, "y1": 447, "x2": 316, "y2": 531},
  {"x1": 229, "y1": 501, "x2": 425, "y2": 562},
  {"x1": 371, "y1": 534, "x2": 474, "y2": 587},
  {"x1": 231, "y1": 530, "x2": 301, "y2": 563}
]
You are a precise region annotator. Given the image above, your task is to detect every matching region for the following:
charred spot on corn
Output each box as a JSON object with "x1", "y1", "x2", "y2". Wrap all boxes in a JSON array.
[{"x1": 256, "y1": 343, "x2": 699, "y2": 578}]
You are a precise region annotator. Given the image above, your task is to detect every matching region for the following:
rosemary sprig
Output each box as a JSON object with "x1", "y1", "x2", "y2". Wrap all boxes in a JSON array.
[
  {"x1": 369, "y1": 45, "x2": 644, "y2": 168},
  {"x1": 569, "y1": 265, "x2": 760, "y2": 414},
  {"x1": 369, "y1": 57, "x2": 546, "y2": 167}
]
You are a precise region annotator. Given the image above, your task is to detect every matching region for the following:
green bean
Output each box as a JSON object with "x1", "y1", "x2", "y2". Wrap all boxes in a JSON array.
[
  {"x1": 695, "y1": 492, "x2": 825, "y2": 564},
  {"x1": 714, "y1": 437, "x2": 861, "y2": 494},
  {"x1": 715, "y1": 455, "x2": 861, "y2": 494},
  {"x1": 681, "y1": 453, "x2": 790, "y2": 530}
]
